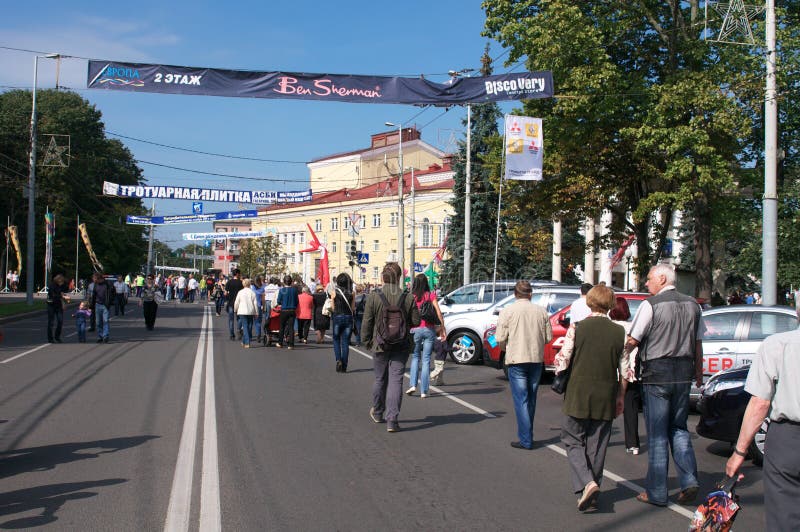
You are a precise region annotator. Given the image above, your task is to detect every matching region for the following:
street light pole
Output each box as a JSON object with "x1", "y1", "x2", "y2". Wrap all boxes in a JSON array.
[
  {"x1": 25, "y1": 55, "x2": 40, "y2": 304},
  {"x1": 385, "y1": 122, "x2": 405, "y2": 274},
  {"x1": 409, "y1": 167, "x2": 416, "y2": 277},
  {"x1": 762, "y1": 0, "x2": 778, "y2": 305},
  {"x1": 464, "y1": 104, "x2": 471, "y2": 286}
]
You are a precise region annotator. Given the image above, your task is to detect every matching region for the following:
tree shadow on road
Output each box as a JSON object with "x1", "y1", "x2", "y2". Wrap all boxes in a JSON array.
[
  {"x1": 0, "y1": 478, "x2": 126, "y2": 529},
  {"x1": 0, "y1": 435, "x2": 159, "y2": 480}
]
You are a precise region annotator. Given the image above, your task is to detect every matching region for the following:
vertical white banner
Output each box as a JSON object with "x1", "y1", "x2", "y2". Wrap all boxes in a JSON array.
[{"x1": 504, "y1": 115, "x2": 543, "y2": 181}]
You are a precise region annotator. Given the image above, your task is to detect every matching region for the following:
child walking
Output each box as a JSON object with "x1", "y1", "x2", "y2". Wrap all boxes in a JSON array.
[{"x1": 74, "y1": 301, "x2": 92, "y2": 342}]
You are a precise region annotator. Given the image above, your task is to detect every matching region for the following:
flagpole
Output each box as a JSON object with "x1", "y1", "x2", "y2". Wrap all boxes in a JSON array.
[
  {"x1": 492, "y1": 123, "x2": 508, "y2": 304},
  {"x1": 72, "y1": 214, "x2": 80, "y2": 294},
  {"x1": 2, "y1": 216, "x2": 9, "y2": 293}
]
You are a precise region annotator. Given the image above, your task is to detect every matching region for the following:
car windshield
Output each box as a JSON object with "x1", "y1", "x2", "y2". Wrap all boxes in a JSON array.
[{"x1": 446, "y1": 284, "x2": 482, "y2": 304}]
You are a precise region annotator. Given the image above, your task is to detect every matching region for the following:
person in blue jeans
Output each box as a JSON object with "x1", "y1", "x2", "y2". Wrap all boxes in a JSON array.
[
  {"x1": 252, "y1": 276, "x2": 266, "y2": 342},
  {"x1": 494, "y1": 280, "x2": 553, "y2": 450},
  {"x1": 330, "y1": 273, "x2": 355, "y2": 372},
  {"x1": 352, "y1": 284, "x2": 366, "y2": 346},
  {"x1": 406, "y1": 273, "x2": 446, "y2": 398},
  {"x1": 90, "y1": 272, "x2": 115, "y2": 343},
  {"x1": 626, "y1": 264, "x2": 703, "y2": 507},
  {"x1": 276, "y1": 275, "x2": 298, "y2": 349},
  {"x1": 225, "y1": 270, "x2": 244, "y2": 341}
]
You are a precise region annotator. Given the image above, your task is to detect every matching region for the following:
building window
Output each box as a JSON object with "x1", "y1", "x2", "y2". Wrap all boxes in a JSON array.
[
  {"x1": 421, "y1": 218, "x2": 431, "y2": 247},
  {"x1": 291, "y1": 233, "x2": 296, "y2": 244},
  {"x1": 331, "y1": 241, "x2": 337, "y2": 253},
  {"x1": 344, "y1": 216, "x2": 350, "y2": 229},
  {"x1": 372, "y1": 266, "x2": 379, "y2": 279},
  {"x1": 389, "y1": 212, "x2": 398, "y2": 227},
  {"x1": 372, "y1": 214, "x2": 381, "y2": 228},
  {"x1": 373, "y1": 240, "x2": 380, "y2": 252},
  {"x1": 331, "y1": 217, "x2": 339, "y2": 231},
  {"x1": 437, "y1": 223, "x2": 445, "y2": 246},
  {"x1": 359, "y1": 239, "x2": 365, "y2": 251},
  {"x1": 299, "y1": 233, "x2": 305, "y2": 244},
  {"x1": 360, "y1": 217, "x2": 366, "y2": 229},
  {"x1": 314, "y1": 219, "x2": 322, "y2": 232}
]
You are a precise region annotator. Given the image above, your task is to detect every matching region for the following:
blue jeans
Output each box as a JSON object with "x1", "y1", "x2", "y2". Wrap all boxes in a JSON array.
[
  {"x1": 76, "y1": 320, "x2": 86, "y2": 342},
  {"x1": 642, "y1": 382, "x2": 699, "y2": 504},
  {"x1": 410, "y1": 327, "x2": 436, "y2": 393},
  {"x1": 507, "y1": 363, "x2": 543, "y2": 449},
  {"x1": 166, "y1": 285, "x2": 172, "y2": 301},
  {"x1": 255, "y1": 308, "x2": 264, "y2": 338},
  {"x1": 228, "y1": 306, "x2": 237, "y2": 337},
  {"x1": 238, "y1": 315, "x2": 253, "y2": 345},
  {"x1": 95, "y1": 303, "x2": 110, "y2": 339},
  {"x1": 332, "y1": 314, "x2": 353, "y2": 368},
  {"x1": 354, "y1": 314, "x2": 363, "y2": 344}
]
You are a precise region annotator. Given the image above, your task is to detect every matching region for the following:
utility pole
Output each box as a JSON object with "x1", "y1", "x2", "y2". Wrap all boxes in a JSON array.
[
  {"x1": 762, "y1": 0, "x2": 778, "y2": 305},
  {"x1": 25, "y1": 56, "x2": 39, "y2": 304},
  {"x1": 464, "y1": 104, "x2": 472, "y2": 286},
  {"x1": 409, "y1": 167, "x2": 416, "y2": 277}
]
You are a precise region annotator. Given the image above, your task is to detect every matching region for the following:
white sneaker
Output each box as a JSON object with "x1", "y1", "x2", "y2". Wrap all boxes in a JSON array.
[
  {"x1": 626, "y1": 447, "x2": 640, "y2": 455},
  {"x1": 420, "y1": 393, "x2": 428, "y2": 399},
  {"x1": 405, "y1": 387, "x2": 416, "y2": 395}
]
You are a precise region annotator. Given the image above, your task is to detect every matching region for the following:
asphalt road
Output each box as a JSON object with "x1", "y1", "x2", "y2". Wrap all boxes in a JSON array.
[{"x1": 0, "y1": 300, "x2": 766, "y2": 530}]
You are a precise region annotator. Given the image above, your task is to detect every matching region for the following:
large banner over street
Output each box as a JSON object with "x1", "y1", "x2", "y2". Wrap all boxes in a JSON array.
[
  {"x1": 126, "y1": 210, "x2": 258, "y2": 225},
  {"x1": 103, "y1": 181, "x2": 311, "y2": 205},
  {"x1": 87, "y1": 61, "x2": 553, "y2": 105}
]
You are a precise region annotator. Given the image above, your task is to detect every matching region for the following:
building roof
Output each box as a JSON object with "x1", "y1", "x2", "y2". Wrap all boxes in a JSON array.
[{"x1": 261, "y1": 161, "x2": 455, "y2": 214}]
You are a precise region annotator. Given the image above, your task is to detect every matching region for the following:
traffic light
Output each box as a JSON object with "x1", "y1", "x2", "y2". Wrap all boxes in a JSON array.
[{"x1": 349, "y1": 240, "x2": 358, "y2": 258}]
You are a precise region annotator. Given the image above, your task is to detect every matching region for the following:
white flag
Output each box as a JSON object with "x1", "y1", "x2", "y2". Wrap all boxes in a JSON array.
[{"x1": 504, "y1": 115, "x2": 543, "y2": 181}]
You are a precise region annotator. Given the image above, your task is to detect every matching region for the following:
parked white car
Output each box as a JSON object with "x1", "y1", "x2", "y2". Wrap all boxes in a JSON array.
[
  {"x1": 444, "y1": 286, "x2": 580, "y2": 364},
  {"x1": 438, "y1": 279, "x2": 563, "y2": 315}
]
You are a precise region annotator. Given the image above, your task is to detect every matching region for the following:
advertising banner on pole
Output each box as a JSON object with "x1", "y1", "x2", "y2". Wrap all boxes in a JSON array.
[
  {"x1": 504, "y1": 115, "x2": 544, "y2": 181},
  {"x1": 78, "y1": 223, "x2": 104, "y2": 272},
  {"x1": 8, "y1": 225, "x2": 22, "y2": 277},
  {"x1": 103, "y1": 181, "x2": 311, "y2": 205},
  {"x1": 88, "y1": 61, "x2": 554, "y2": 105},
  {"x1": 44, "y1": 212, "x2": 54, "y2": 273},
  {"x1": 182, "y1": 230, "x2": 266, "y2": 241},
  {"x1": 126, "y1": 210, "x2": 258, "y2": 225}
]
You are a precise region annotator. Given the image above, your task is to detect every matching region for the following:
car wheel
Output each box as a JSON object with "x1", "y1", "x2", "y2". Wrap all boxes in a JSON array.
[
  {"x1": 449, "y1": 331, "x2": 481, "y2": 365},
  {"x1": 750, "y1": 418, "x2": 770, "y2": 467}
]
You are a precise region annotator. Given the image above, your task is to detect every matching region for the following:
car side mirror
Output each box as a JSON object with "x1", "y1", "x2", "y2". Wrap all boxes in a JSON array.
[
  {"x1": 558, "y1": 316, "x2": 570, "y2": 327},
  {"x1": 442, "y1": 296, "x2": 453, "y2": 305},
  {"x1": 493, "y1": 308, "x2": 500, "y2": 315}
]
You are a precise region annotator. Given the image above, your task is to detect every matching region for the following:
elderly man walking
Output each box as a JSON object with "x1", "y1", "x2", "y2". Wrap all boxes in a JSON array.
[
  {"x1": 361, "y1": 262, "x2": 420, "y2": 433},
  {"x1": 726, "y1": 309, "x2": 800, "y2": 531},
  {"x1": 494, "y1": 280, "x2": 553, "y2": 450},
  {"x1": 626, "y1": 264, "x2": 703, "y2": 506}
]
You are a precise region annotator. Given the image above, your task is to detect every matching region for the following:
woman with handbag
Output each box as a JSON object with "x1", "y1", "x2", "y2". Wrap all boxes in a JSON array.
[
  {"x1": 330, "y1": 273, "x2": 355, "y2": 372},
  {"x1": 406, "y1": 273, "x2": 446, "y2": 398},
  {"x1": 275, "y1": 275, "x2": 299, "y2": 349},
  {"x1": 558, "y1": 284, "x2": 629, "y2": 512},
  {"x1": 312, "y1": 285, "x2": 330, "y2": 344}
]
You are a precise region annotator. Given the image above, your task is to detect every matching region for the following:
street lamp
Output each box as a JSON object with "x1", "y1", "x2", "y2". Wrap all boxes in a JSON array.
[
  {"x1": 385, "y1": 121, "x2": 405, "y2": 275},
  {"x1": 26, "y1": 53, "x2": 60, "y2": 304}
]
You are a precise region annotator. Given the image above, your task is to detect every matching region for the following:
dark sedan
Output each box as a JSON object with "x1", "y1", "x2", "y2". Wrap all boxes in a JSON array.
[{"x1": 696, "y1": 364, "x2": 769, "y2": 465}]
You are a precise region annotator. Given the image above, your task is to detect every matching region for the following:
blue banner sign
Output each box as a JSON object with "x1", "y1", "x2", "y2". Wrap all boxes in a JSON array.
[
  {"x1": 88, "y1": 61, "x2": 554, "y2": 105},
  {"x1": 104, "y1": 181, "x2": 311, "y2": 205},
  {"x1": 126, "y1": 209, "x2": 259, "y2": 225}
]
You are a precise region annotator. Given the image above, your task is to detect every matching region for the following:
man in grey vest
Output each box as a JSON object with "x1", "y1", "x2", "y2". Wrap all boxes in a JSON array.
[{"x1": 626, "y1": 264, "x2": 703, "y2": 507}]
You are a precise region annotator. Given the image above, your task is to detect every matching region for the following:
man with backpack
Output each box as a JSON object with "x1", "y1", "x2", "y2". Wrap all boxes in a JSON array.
[{"x1": 361, "y1": 262, "x2": 420, "y2": 433}]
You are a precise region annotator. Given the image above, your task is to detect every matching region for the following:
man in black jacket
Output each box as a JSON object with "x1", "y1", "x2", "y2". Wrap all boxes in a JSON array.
[
  {"x1": 361, "y1": 262, "x2": 419, "y2": 433},
  {"x1": 91, "y1": 272, "x2": 115, "y2": 343},
  {"x1": 46, "y1": 273, "x2": 70, "y2": 343}
]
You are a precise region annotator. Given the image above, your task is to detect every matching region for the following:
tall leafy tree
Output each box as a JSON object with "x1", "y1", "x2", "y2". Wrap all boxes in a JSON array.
[
  {"x1": 482, "y1": 1, "x2": 799, "y2": 298},
  {"x1": 236, "y1": 235, "x2": 285, "y2": 279},
  {"x1": 0, "y1": 89, "x2": 148, "y2": 286}
]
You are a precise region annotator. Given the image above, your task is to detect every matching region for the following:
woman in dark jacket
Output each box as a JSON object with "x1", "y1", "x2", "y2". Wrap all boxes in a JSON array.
[
  {"x1": 275, "y1": 275, "x2": 298, "y2": 349},
  {"x1": 330, "y1": 273, "x2": 355, "y2": 373},
  {"x1": 559, "y1": 284, "x2": 628, "y2": 512},
  {"x1": 312, "y1": 285, "x2": 330, "y2": 344}
]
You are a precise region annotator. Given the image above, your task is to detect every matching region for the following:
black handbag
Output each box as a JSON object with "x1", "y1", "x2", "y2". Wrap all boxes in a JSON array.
[{"x1": 551, "y1": 323, "x2": 579, "y2": 395}]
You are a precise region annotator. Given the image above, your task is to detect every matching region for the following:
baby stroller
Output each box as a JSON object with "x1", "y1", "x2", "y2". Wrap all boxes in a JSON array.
[{"x1": 262, "y1": 307, "x2": 283, "y2": 346}]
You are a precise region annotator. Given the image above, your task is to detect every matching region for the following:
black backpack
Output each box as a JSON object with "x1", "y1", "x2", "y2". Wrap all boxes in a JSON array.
[{"x1": 375, "y1": 289, "x2": 409, "y2": 351}]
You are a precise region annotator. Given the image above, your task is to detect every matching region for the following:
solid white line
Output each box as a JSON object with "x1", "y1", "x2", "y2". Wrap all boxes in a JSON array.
[
  {"x1": 164, "y1": 307, "x2": 208, "y2": 532},
  {"x1": 200, "y1": 307, "x2": 221, "y2": 531},
  {"x1": 350, "y1": 343, "x2": 691, "y2": 519},
  {"x1": 0, "y1": 343, "x2": 48, "y2": 364}
]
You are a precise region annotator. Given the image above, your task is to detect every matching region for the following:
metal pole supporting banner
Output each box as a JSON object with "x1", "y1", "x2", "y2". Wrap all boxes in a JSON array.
[
  {"x1": 398, "y1": 129, "x2": 405, "y2": 276},
  {"x1": 2, "y1": 216, "x2": 9, "y2": 292},
  {"x1": 762, "y1": 0, "x2": 778, "y2": 305},
  {"x1": 491, "y1": 133, "x2": 507, "y2": 304},
  {"x1": 463, "y1": 104, "x2": 472, "y2": 286},
  {"x1": 72, "y1": 214, "x2": 81, "y2": 294},
  {"x1": 410, "y1": 167, "x2": 416, "y2": 277},
  {"x1": 146, "y1": 201, "x2": 155, "y2": 274},
  {"x1": 26, "y1": 55, "x2": 39, "y2": 304}
]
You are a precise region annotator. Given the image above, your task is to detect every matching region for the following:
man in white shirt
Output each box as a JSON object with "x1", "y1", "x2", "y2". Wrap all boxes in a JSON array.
[
  {"x1": 569, "y1": 283, "x2": 593, "y2": 324},
  {"x1": 187, "y1": 274, "x2": 199, "y2": 303},
  {"x1": 176, "y1": 274, "x2": 187, "y2": 303}
]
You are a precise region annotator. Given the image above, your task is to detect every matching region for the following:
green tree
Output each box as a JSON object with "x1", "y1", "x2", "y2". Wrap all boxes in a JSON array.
[
  {"x1": 0, "y1": 89, "x2": 148, "y2": 286},
  {"x1": 440, "y1": 47, "x2": 529, "y2": 291},
  {"x1": 236, "y1": 235, "x2": 284, "y2": 279},
  {"x1": 482, "y1": 1, "x2": 799, "y2": 298}
]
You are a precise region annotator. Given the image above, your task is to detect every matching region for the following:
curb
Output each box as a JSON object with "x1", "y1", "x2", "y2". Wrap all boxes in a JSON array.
[{"x1": 0, "y1": 302, "x2": 81, "y2": 326}]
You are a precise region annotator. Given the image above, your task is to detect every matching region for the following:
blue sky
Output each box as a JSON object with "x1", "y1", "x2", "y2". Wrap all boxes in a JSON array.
[{"x1": 0, "y1": 1, "x2": 523, "y2": 249}]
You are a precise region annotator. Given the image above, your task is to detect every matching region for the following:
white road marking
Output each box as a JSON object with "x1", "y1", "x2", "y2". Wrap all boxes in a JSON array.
[
  {"x1": 164, "y1": 307, "x2": 208, "y2": 532},
  {"x1": 200, "y1": 307, "x2": 221, "y2": 531},
  {"x1": 0, "y1": 344, "x2": 48, "y2": 364},
  {"x1": 350, "y1": 344, "x2": 693, "y2": 519}
]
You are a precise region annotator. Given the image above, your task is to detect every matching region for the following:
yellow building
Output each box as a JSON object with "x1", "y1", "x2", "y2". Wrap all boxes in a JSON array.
[{"x1": 254, "y1": 142, "x2": 454, "y2": 285}]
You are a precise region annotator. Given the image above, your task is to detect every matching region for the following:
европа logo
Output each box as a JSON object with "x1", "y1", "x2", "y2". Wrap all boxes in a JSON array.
[{"x1": 98, "y1": 66, "x2": 145, "y2": 87}]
